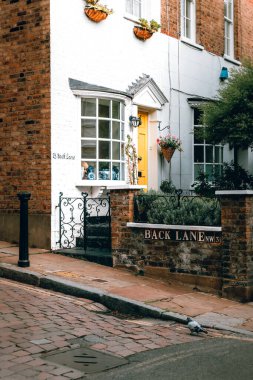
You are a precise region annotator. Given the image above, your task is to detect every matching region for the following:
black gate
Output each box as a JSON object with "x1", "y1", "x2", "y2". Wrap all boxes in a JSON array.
[{"x1": 57, "y1": 192, "x2": 111, "y2": 253}]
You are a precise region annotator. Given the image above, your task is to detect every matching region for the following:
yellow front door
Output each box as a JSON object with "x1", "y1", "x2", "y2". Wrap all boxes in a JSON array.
[{"x1": 138, "y1": 112, "x2": 148, "y2": 187}]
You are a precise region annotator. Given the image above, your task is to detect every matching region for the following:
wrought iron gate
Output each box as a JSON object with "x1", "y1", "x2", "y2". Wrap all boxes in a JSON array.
[{"x1": 57, "y1": 192, "x2": 111, "y2": 251}]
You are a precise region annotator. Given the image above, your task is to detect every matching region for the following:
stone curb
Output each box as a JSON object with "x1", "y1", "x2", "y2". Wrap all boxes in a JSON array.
[{"x1": 1, "y1": 263, "x2": 253, "y2": 337}]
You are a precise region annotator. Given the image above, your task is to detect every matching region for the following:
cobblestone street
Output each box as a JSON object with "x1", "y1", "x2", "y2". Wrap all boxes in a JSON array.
[{"x1": 0, "y1": 278, "x2": 225, "y2": 380}]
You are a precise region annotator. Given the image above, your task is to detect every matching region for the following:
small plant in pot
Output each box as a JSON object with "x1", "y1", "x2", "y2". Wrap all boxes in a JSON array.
[
  {"x1": 84, "y1": 0, "x2": 113, "y2": 23},
  {"x1": 133, "y1": 18, "x2": 161, "y2": 41}
]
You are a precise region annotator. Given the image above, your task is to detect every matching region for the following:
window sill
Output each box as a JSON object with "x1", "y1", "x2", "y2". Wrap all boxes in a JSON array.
[
  {"x1": 76, "y1": 180, "x2": 126, "y2": 187},
  {"x1": 223, "y1": 55, "x2": 241, "y2": 66},
  {"x1": 180, "y1": 37, "x2": 204, "y2": 51}
]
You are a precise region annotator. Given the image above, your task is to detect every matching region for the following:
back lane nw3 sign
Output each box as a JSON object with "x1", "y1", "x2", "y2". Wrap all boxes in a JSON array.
[{"x1": 144, "y1": 229, "x2": 222, "y2": 244}]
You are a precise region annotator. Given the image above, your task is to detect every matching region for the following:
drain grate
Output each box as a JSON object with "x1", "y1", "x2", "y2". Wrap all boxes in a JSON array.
[{"x1": 43, "y1": 347, "x2": 128, "y2": 374}]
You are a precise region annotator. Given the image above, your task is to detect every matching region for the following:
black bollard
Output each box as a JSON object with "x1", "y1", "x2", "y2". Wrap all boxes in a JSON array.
[{"x1": 17, "y1": 192, "x2": 31, "y2": 267}]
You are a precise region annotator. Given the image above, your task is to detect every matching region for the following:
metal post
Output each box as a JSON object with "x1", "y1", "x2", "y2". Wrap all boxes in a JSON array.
[{"x1": 17, "y1": 192, "x2": 31, "y2": 267}]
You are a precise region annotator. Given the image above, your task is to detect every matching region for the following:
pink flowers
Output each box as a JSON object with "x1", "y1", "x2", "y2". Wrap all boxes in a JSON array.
[{"x1": 157, "y1": 134, "x2": 183, "y2": 151}]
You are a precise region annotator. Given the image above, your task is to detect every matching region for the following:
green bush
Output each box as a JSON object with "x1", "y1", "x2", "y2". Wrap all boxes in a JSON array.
[
  {"x1": 192, "y1": 163, "x2": 253, "y2": 197},
  {"x1": 146, "y1": 196, "x2": 220, "y2": 226},
  {"x1": 160, "y1": 180, "x2": 176, "y2": 194}
]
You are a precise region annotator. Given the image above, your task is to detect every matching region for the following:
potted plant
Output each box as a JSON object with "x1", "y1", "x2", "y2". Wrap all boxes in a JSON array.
[
  {"x1": 157, "y1": 134, "x2": 183, "y2": 162},
  {"x1": 84, "y1": 0, "x2": 113, "y2": 23},
  {"x1": 133, "y1": 18, "x2": 161, "y2": 41}
]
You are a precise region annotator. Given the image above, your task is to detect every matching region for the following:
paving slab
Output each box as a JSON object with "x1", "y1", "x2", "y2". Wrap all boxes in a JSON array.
[{"x1": 0, "y1": 241, "x2": 253, "y2": 335}]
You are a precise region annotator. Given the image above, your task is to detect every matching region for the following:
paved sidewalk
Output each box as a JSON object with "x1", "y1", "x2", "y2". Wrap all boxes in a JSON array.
[{"x1": 0, "y1": 241, "x2": 253, "y2": 336}]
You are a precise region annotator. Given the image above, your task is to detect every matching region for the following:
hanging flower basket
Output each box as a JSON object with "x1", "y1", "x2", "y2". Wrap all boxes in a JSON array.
[
  {"x1": 161, "y1": 147, "x2": 175, "y2": 163},
  {"x1": 84, "y1": 7, "x2": 108, "y2": 22},
  {"x1": 133, "y1": 26, "x2": 153, "y2": 41}
]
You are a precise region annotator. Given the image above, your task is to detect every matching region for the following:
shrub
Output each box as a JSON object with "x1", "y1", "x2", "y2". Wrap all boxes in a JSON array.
[
  {"x1": 146, "y1": 196, "x2": 221, "y2": 226},
  {"x1": 160, "y1": 180, "x2": 176, "y2": 194}
]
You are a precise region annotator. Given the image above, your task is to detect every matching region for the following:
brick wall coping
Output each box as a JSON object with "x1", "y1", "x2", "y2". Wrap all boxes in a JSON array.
[
  {"x1": 215, "y1": 190, "x2": 253, "y2": 195},
  {"x1": 107, "y1": 185, "x2": 147, "y2": 190},
  {"x1": 127, "y1": 222, "x2": 222, "y2": 232}
]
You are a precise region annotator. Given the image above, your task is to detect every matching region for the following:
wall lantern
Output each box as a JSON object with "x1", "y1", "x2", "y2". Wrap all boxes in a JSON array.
[
  {"x1": 220, "y1": 67, "x2": 229, "y2": 81},
  {"x1": 129, "y1": 115, "x2": 142, "y2": 128}
]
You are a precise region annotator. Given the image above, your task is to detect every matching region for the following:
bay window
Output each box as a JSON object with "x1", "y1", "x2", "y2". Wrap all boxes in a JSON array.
[{"x1": 81, "y1": 98, "x2": 125, "y2": 181}]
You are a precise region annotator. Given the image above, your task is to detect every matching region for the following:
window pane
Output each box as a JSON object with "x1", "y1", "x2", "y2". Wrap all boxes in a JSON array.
[
  {"x1": 194, "y1": 146, "x2": 204, "y2": 162},
  {"x1": 112, "y1": 101, "x2": 120, "y2": 120},
  {"x1": 81, "y1": 119, "x2": 96, "y2": 138},
  {"x1": 121, "y1": 123, "x2": 125, "y2": 140},
  {"x1": 194, "y1": 127, "x2": 203, "y2": 144},
  {"x1": 81, "y1": 161, "x2": 97, "y2": 180},
  {"x1": 206, "y1": 146, "x2": 213, "y2": 163},
  {"x1": 81, "y1": 99, "x2": 96, "y2": 117},
  {"x1": 194, "y1": 164, "x2": 204, "y2": 180},
  {"x1": 112, "y1": 142, "x2": 120, "y2": 160},
  {"x1": 186, "y1": 19, "x2": 191, "y2": 38},
  {"x1": 194, "y1": 108, "x2": 202, "y2": 125},
  {"x1": 112, "y1": 121, "x2": 120, "y2": 139},
  {"x1": 228, "y1": 0, "x2": 233, "y2": 19},
  {"x1": 214, "y1": 164, "x2": 222, "y2": 177},
  {"x1": 99, "y1": 162, "x2": 111, "y2": 180},
  {"x1": 121, "y1": 142, "x2": 125, "y2": 160},
  {"x1": 121, "y1": 103, "x2": 125, "y2": 120},
  {"x1": 186, "y1": 0, "x2": 191, "y2": 18},
  {"x1": 121, "y1": 163, "x2": 125, "y2": 180},
  {"x1": 99, "y1": 99, "x2": 110, "y2": 118},
  {"x1": 133, "y1": 0, "x2": 141, "y2": 17},
  {"x1": 99, "y1": 120, "x2": 110, "y2": 139},
  {"x1": 81, "y1": 140, "x2": 96, "y2": 159},
  {"x1": 112, "y1": 163, "x2": 120, "y2": 180},
  {"x1": 99, "y1": 141, "x2": 110, "y2": 159},
  {"x1": 206, "y1": 164, "x2": 214, "y2": 178},
  {"x1": 126, "y1": 0, "x2": 132, "y2": 13}
]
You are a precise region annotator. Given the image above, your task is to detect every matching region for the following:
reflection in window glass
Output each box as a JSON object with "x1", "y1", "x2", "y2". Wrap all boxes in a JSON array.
[
  {"x1": 81, "y1": 140, "x2": 96, "y2": 159},
  {"x1": 99, "y1": 141, "x2": 110, "y2": 160},
  {"x1": 112, "y1": 121, "x2": 120, "y2": 139},
  {"x1": 81, "y1": 119, "x2": 96, "y2": 138},
  {"x1": 112, "y1": 101, "x2": 120, "y2": 120},
  {"x1": 99, "y1": 120, "x2": 110, "y2": 139},
  {"x1": 81, "y1": 99, "x2": 96, "y2": 117},
  {"x1": 99, "y1": 99, "x2": 110, "y2": 118},
  {"x1": 194, "y1": 146, "x2": 204, "y2": 162},
  {"x1": 112, "y1": 142, "x2": 120, "y2": 160}
]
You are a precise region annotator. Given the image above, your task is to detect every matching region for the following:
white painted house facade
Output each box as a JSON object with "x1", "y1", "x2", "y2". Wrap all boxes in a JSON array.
[{"x1": 50, "y1": 0, "x2": 249, "y2": 248}]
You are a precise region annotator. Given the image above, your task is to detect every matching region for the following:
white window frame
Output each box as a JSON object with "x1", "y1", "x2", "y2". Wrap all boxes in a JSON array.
[
  {"x1": 193, "y1": 108, "x2": 223, "y2": 182},
  {"x1": 125, "y1": 0, "x2": 143, "y2": 21},
  {"x1": 181, "y1": 0, "x2": 196, "y2": 41},
  {"x1": 80, "y1": 97, "x2": 126, "y2": 184},
  {"x1": 224, "y1": 0, "x2": 234, "y2": 58}
]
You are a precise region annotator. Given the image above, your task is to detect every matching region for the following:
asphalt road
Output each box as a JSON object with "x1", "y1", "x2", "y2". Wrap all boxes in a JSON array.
[
  {"x1": 89, "y1": 337, "x2": 253, "y2": 380},
  {"x1": 1, "y1": 278, "x2": 253, "y2": 379}
]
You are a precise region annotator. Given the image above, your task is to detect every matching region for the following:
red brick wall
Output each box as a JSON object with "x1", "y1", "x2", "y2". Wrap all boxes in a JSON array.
[
  {"x1": 160, "y1": 0, "x2": 253, "y2": 62},
  {"x1": 235, "y1": 0, "x2": 253, "y2": 61},
  {"x1": 0, "y1": 0, "x2": 51, "y2": 215}
]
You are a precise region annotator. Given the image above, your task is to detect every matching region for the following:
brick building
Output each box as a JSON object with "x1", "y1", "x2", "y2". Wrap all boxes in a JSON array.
[{"x1": 0, "y1": 0, "x2": 253, "y2": 249}]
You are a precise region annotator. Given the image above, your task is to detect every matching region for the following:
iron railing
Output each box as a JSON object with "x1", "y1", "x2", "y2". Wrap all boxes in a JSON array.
[{"x1": 57, "y1": 192, "x2": 111, "y2": 250}]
